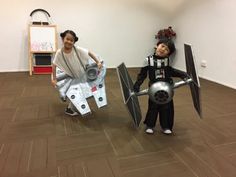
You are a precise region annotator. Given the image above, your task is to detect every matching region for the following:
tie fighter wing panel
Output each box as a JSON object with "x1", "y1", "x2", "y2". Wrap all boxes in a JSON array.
[
  {"x1": 126, "y1": 94, "x2": 142, "y2": 127},
  {"x1": 117, "y1": 63, "x2": 134, "y2": 103},
  {"x1": 117, "y1": 63, "x2": 142, "y2": 127},
  {"x1": 184, "y1": 44, "x2": 202, "y2": 118},
  {"x1": 189, "y1": 82, "x2": 202, "y2": 118}
]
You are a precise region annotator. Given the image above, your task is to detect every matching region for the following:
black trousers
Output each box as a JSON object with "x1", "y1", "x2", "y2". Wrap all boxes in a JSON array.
[{"x1": 144, "y1": 99, "x2": 174, "y2": 130}]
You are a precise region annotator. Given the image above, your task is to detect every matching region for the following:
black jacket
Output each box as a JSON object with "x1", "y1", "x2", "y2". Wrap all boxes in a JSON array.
[{"x1": 134, "y1": 55, "x2": 188, "y2": 92}]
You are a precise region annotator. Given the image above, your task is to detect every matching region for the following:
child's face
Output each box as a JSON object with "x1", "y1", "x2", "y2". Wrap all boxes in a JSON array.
[
  {"x1": 63, "y1": 33, "x2": 75, "y2": 49},
  {"x1": 155, "y1": 43, "x2": 170, "y2": 57}
]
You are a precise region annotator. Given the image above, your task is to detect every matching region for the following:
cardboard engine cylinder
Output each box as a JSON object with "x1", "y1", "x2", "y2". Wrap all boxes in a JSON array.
[
  {"x1": 85, "y1": 63, "x2": 98, "y2": 81},
  {"x1": 148, "y1": 81, "x2": 174, "y2": 104}
]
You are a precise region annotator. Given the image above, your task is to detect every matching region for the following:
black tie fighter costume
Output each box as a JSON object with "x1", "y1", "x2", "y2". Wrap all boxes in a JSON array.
[
  {"x1": 133, "y1": 54, "x2": 188, "y2": 130},
  {"x1": 117, "y1": 27, "x2": 201, "y2": 128}
]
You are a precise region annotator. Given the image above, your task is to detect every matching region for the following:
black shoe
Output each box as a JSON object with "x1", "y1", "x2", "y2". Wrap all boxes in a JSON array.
[{"x1": 65, "y1": 108, "x2": 79, "y2": 116}]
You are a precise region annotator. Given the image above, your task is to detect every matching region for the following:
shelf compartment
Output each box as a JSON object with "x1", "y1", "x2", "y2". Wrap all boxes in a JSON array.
[
  {"x1": 33, "y1": 66, "x2": 52, "y2": 74},
  {"x1": 34, "y1": 54, "x2": 52, "y2": 65}
]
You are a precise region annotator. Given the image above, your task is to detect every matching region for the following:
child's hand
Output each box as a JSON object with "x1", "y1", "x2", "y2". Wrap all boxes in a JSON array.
[
  {"x1": 51, "y1": 79, "x2": 57, "y2": 87},
  {"x1": 133, "y1": 83, "x2": 140, "y2": 93},
  {"x1": 183, "y1": 76, "x2": 191, "y2": 81}
]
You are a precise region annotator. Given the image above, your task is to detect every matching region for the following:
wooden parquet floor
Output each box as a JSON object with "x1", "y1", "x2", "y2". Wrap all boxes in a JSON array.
[{"x1": 0, "y1": 69, "x2": 236, "y2": 177}]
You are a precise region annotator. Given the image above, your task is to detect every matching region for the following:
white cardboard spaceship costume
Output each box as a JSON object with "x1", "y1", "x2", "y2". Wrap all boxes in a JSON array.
[{"x1": 55, "y1": 58, "x2": 107, "y2": 116}]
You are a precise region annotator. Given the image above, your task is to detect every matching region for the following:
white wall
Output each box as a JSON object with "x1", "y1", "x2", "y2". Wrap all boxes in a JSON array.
[
  {"x1": 0, "y1": 0, "x2": 167, "y2": 72},
  {"x1": 1, "y1": 0, "x2": 235, "y2": 89},
  {"x1": 170, "y1": 0, "x2": 236, "y2": 89}
]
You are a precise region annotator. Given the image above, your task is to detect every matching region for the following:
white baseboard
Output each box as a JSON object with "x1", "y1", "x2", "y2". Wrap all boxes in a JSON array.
[
  {"x1": 0, "y1": 68, "x2": 235, "y2": 89},
  {"x1": 199, "y1": 75, "x2": 236, "y2": 89},
  {"x1": 0, "y1": 69, "x2": 28, "y2": 73}
]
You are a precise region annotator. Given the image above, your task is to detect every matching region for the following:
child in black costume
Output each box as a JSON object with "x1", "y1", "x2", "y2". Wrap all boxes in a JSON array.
[{"x1": 133, "y1": 39, "x2": 188, "y2": 134}]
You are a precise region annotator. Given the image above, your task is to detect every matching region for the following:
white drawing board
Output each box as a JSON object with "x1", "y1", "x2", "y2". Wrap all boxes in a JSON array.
[{"x1": 29, "y1": 25, "x2": 57, "y2": 52}]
